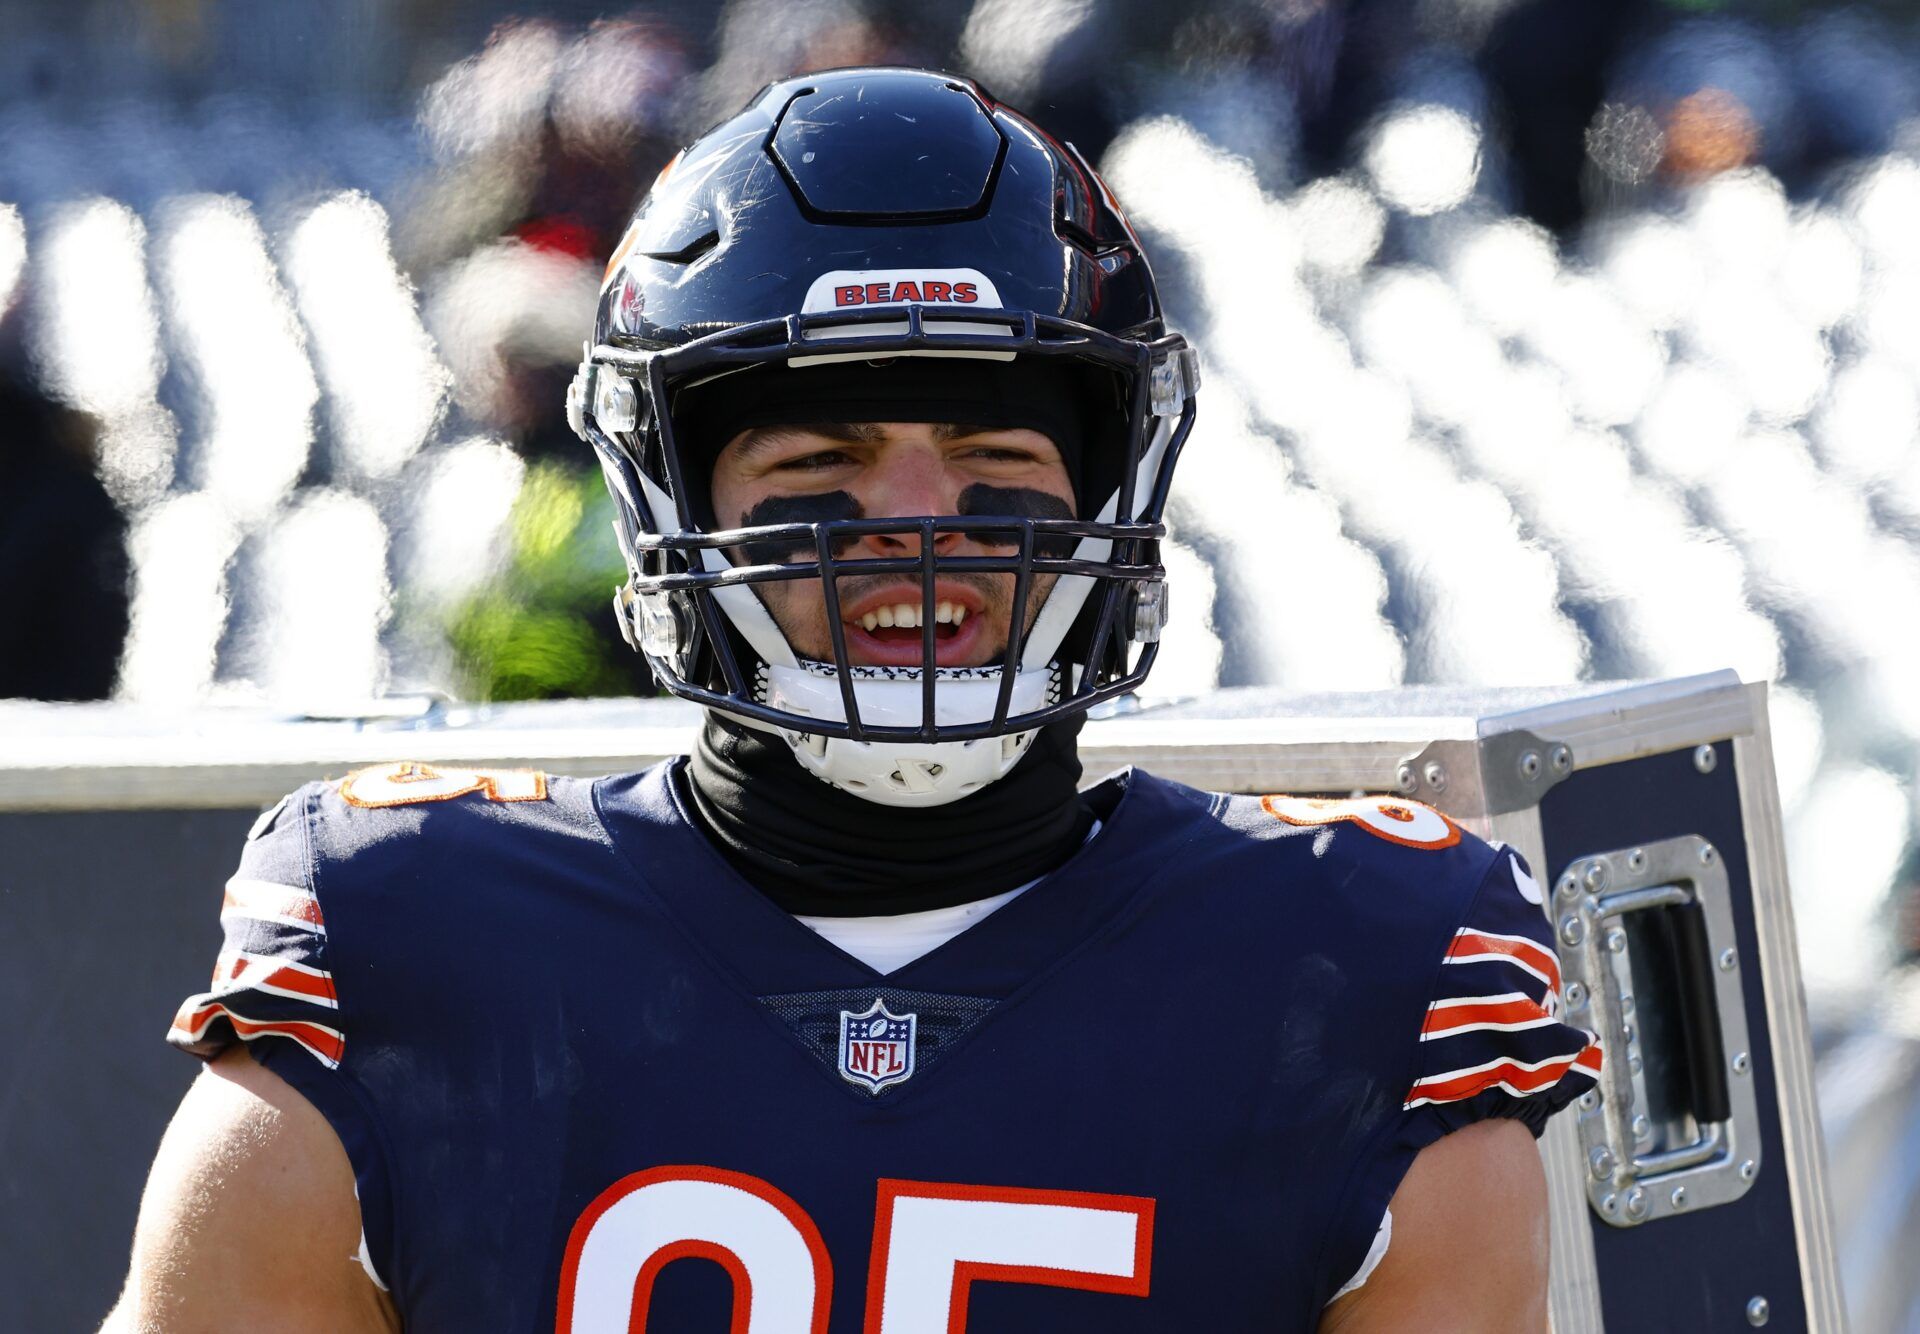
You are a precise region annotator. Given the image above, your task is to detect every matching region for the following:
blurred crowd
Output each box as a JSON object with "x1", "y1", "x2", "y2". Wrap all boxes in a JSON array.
[{"x1": 5, "y1": 1, "x2": 1920, "y2": 1309}]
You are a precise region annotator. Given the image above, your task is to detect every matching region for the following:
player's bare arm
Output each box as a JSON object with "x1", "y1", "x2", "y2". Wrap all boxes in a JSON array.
[
  {"x1": 1319, "y1": 1119, "x2": 1550, "y2": 1334},
  {"x1": 103, "y1": 1045, "x2": 397, "y2": 1334}
]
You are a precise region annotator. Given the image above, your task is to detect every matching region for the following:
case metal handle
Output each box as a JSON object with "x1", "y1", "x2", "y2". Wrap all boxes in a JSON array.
[{"x1": 1552, "y1": 836, "x2": 1762, "y2": 1226}]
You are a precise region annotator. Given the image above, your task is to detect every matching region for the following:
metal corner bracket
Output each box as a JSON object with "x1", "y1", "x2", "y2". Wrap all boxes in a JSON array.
[{"x1": 1397, "y1": 728, "x2": 1575, "y2": 818}]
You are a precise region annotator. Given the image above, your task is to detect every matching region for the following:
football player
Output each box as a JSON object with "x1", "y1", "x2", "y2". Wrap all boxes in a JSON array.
[{"x1": 107, "y1": 68, "x2": 1598, "y2": 1332}]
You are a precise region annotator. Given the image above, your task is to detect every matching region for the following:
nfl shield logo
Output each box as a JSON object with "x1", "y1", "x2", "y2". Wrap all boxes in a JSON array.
[{"x1": 838, "y1": 997, "x2": 917, "y2": 1093}]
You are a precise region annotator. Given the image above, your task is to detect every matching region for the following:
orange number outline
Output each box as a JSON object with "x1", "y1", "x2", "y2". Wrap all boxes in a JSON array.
[
  {"x1": 1260, "y1": 794, "x2": 1462, "y2": 850},
  {"x1": 338, "y1": 761, "x2": 549, "y2": 809}
]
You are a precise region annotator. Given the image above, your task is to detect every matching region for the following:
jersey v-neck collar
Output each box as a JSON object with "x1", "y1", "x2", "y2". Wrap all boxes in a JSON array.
[
  {"x1": 795, "y1": 879, "x2": 1036, "y2": 975},
  {"x1": 591, "y1": 759, "x2": 1185, "y2": 1005}
]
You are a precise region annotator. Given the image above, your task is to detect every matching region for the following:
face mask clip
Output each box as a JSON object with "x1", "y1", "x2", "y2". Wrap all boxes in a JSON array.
[
  {"x1": 1126, "y1": 580, "x2": 1169, "y2": 643},
  {"x1": 613, "y1": 584, "x2": 693, "y2": 664},
  {"x1": 593, "y1": 368, "x2": 641, "y2": 433},
  {"x1": 1150, "y1": 347, "x2": 1201, "y2": 417}
]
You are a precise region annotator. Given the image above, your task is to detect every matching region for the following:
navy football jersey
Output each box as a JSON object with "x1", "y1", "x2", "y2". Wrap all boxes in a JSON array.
[{"x1": 169, "y1": 759, "x2": 1599, "y2": 1332}]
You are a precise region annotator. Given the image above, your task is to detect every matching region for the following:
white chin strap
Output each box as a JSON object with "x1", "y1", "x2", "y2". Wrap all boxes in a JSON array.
[{"x1": 758, "y1": 661, "x2": 1059, "y2": 807}]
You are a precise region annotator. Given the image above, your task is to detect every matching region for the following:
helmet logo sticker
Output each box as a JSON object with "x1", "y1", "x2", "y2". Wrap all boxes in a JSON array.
[
  {"x1": 802, "y1": 268, "x2": 1002, "y2": 314},
  {"x1": 610, "y1": 275, "x2": 646, "y2": 334},
  {"x1": 836, "y1": 279, "x2": 973, "y2": 306}
]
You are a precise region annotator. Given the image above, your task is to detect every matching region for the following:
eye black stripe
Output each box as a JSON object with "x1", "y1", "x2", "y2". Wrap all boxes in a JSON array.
[
  {"x1": 734, "y1": 492, "x2": 864, "y2": 562},
  {"x1": 958, "y1": 485, "x2": 1075, "y2": 556}
]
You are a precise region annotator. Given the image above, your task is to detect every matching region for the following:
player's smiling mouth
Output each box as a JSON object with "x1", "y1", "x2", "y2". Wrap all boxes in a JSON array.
[{"x1": 838, "y1": 585, "x2": 990, "y2": 666}]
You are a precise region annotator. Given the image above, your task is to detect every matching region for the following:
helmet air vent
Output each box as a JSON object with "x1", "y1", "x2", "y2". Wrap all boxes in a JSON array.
[
  {"x1": 770, "y1": 73, "x2": 1006, "y2": 221},
  {"x1": 642, "y1": 227, "x2": 719, "y2": 265},
  {"x1": 630, "y1": 196, "x2": 719, "y2": 264}
]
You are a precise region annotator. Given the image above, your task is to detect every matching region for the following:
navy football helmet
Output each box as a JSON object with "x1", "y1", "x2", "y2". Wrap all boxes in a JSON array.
[{"x1": 568, "y1": 66, "x2": 1198, "y2": 804}]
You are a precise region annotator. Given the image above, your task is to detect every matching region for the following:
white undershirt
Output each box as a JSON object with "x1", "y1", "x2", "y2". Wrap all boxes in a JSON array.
[
  {"x1": 1330, "y1": 1209, "x2": 1392, "y2": 1304},
  {"x1": 797, "y1": 882, "x2": 1033, "y2": 973}
]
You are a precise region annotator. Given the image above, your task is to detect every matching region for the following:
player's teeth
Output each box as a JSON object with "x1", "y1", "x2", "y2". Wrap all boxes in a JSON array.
[
  {"x1": 951, "y1": 605, "x2": 967, "y2": 625},
  {"x1": 856, "y1": 603, "x2": 940, "y2": 630}
]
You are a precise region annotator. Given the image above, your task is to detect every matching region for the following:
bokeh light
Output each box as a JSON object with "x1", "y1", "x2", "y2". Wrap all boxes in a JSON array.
[
  {"x1": 1442, "y1": 216, "x2": 1559, "y2": 337},
  {"x1": 1593, "y1": 215, "x2": 1706, "y2": 332},
  {"x1": 1811, "y1": 357, "x2": 1918, "y2": 486},
  {"x1": 1363, "y1": 104, "x2": 1483, "y2": 216},
  {"x1": 424, "y1": 235, "x2": 598, "y2": 428},
  {"x1": 402, "y1": 436, "x2": 529, "y2": 605},
  {"x1": 246, "y1": 489, "x2": 393, "y2": 708},
  {"x1": 156, "y1": 194, "x2": 316, "y2": 522},
  {"x1": 118, "y1": 492, "x2": 240, "y2": 703},
  {"x1": 1790, "y1": 764, "x2": 1911, "y2": 1003},
  {"x1": 29, "y1": 197, "x2": 177, "y2": 510},
  {"x1": 1290, "y1": 177, "x2": 1387, "y2": 281},
  {"x1": 959, "y1": 0, "x2": 1093, "y2": 105},
  {"x1": 418, "y1": 20, "x2": 565, "y2": 164},
  {"x1": 285, "y1": 191, "x2": 450, "y2": 482},
  {"x1": 1166, "y1": 383, "x2": 1402, "y2": 692}
]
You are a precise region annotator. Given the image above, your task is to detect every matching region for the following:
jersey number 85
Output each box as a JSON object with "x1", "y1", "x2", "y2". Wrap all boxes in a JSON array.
[{"x1": 558, "y1": 1166, "x2": 1154, "y2": 1333}]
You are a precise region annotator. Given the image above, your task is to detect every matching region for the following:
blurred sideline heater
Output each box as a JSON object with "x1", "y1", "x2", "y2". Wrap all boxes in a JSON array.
[{"x1": 0, "y1": 674, "x2": 1840, "y2": 1332}]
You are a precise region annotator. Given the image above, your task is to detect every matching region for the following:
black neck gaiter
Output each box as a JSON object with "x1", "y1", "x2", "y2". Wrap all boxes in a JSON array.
[{"x1": 684, "y1": 712, "x2": 1094, "y2": 917}]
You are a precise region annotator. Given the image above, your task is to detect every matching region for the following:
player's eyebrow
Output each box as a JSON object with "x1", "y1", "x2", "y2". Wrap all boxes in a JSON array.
[
  {"x1": 729, "y1": 421, "x2": 881, "y2": 462},
  {"x1": 933, "y1": 423, "x2": 1001, "y2": 442}
]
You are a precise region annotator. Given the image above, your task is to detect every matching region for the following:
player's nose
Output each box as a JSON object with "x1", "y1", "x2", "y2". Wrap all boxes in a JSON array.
[
  {"x1": 857, "y1": 518, "x2": 967, "y2": 559},
  {"x1": 855, "y1": 442, "x2": 964, "y2": 556}
]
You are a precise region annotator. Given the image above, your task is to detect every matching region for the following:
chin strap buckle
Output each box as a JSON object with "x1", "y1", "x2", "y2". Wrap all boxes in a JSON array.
[{"x1": 887, "y1": 759, "x2": 947, "y2": 795}]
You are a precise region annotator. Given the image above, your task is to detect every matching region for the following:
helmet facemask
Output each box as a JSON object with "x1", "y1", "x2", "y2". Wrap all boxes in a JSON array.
[{"x1": 571, "y1": 307, "x2": 1197, "y2": 805}]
